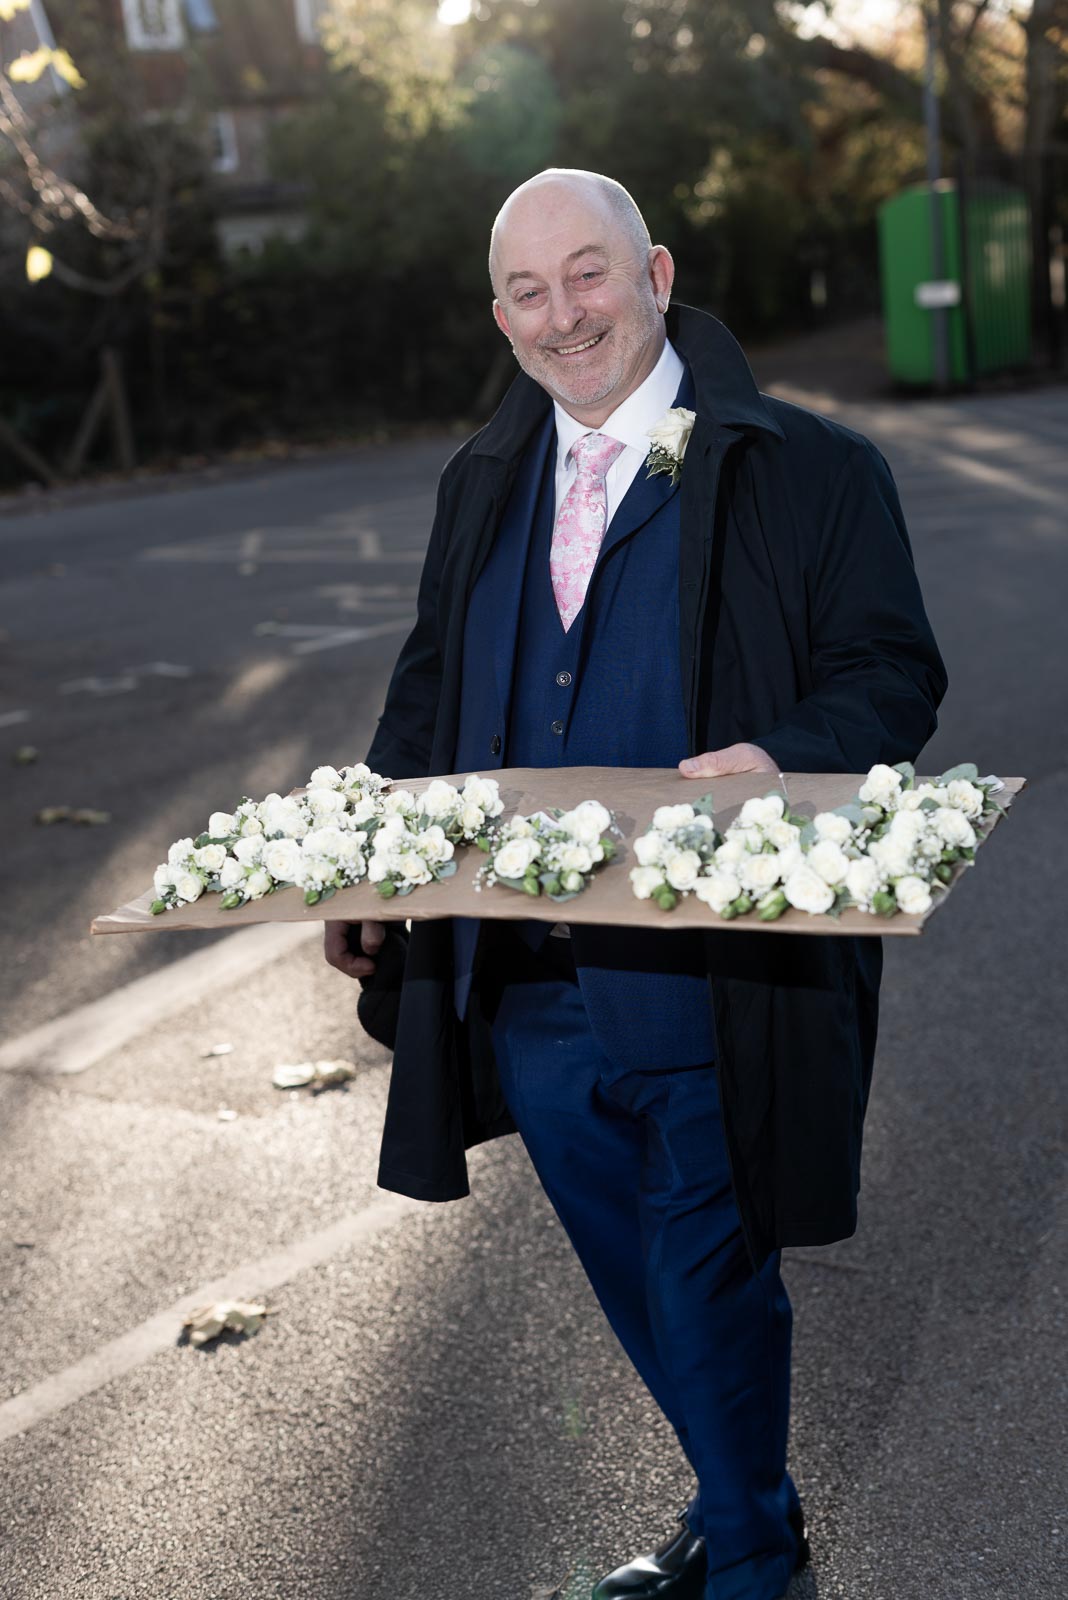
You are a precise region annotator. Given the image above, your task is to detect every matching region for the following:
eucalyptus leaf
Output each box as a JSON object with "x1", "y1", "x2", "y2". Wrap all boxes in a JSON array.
[
  {"x1": 437, "y1": 860, "x2": 458, "y2": 878},
  {"x1": 692, "y1": 793, "x2": 716, "y2": 818},
  {"x1": 833, "y1": 802, "x2": 866, "y2": 826},
  {"x1": 892, "y1": 761, "x2": 916, "y2": 787},
  {"x1": 939, "y1": 762, "x2": 979, "y2": 784}
]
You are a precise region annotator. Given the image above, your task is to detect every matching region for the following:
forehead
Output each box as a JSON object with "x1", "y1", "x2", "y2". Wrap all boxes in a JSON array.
[{"x1": 494, "y1": 186, "x2": 621, "y2": 278}]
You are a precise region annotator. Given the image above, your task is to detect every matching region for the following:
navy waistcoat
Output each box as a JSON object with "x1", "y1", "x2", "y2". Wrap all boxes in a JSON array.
[{"x1": 453, "y1": 364, "x2": 715, "y2": 1068}]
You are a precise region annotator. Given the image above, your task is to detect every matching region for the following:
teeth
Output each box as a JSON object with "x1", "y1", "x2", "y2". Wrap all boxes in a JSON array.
[{"x1": 555, "y1": 334, "x2": 603, "y2": 354}]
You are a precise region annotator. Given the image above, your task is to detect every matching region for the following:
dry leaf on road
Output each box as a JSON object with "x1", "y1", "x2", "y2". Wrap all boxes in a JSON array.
[
  {"x1": 182, "y1": 1299, "x2": 268, "y2": 1347},
  {"x1": 272, "y1": 1059, "x2": 356, "y2": 1093}
]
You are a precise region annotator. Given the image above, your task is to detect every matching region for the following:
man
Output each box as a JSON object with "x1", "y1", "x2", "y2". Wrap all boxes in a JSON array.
[{"x1": 325, "y1": 169, "x2": 946, "y2": 1600}]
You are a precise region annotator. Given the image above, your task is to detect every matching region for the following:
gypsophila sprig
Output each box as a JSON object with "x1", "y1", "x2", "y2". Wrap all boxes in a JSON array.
[
  {"x1": 366, "y1": 775, "x2": 504, "y2": 898},
  {"x1": 476, "y1": 800, "x2": 615, "y2": 901}
]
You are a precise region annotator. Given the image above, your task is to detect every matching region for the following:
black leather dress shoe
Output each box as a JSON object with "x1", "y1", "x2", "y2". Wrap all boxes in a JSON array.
[
  {"x1": 578, "y1": 1503, "x2": 810, "y2": 1600},
  {"x1": 590, "y1": 1511, "x2": 706, "y2": 1600}
]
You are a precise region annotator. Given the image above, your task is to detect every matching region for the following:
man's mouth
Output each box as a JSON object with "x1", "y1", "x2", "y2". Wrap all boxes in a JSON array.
[{"x1": 547, "y1": 331, "x2": 607, "y2": 358}]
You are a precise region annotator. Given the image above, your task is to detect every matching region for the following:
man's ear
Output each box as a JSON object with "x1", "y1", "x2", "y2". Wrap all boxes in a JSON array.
[
  {"x1": 492, "y1": 298, "x2": 513, "y2": 342},
  {"x1": 648, "y1": 246, "x2": 675, "y2": 313}
]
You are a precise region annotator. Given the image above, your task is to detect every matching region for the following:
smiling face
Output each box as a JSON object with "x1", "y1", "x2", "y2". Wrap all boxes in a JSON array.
[{"x1": 490, "y1": 176, "x2": 674, "y2": 427}]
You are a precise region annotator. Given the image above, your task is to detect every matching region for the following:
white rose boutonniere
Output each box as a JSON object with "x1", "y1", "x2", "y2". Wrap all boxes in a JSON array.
[{"x1": 646, "y1": 406, "x2": 696, "y2": 485}]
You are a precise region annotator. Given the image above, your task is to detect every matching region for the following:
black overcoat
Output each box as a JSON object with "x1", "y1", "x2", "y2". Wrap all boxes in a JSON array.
[{"x1": 363, "y1": 303, "x2": 947, "y2": 1269}]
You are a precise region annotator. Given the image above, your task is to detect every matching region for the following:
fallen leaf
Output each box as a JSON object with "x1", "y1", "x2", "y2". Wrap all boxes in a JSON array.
[
  {"x1": 12, "y1": 746, "x2": 38, "y2": 765},
  {"x1": 272, "y1": 1059, "x2": 356, "y2": 1092},
  {"x1": 35, "y1": 806, "x2": 72, "y2": 825},
  {"x1": 183, "y1": 1299, "x2": 268, "y2": 1347},
  {"x1": 202, "y1": 1042, "x2": 234, "y2": 1058},
  {"x1": 70, "y1": 808, "x2": 111, "y2": 825}
]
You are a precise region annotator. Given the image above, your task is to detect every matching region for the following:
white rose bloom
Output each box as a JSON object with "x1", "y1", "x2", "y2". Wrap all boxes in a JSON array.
[
  {"x1": 739, "y1": 853, "x2": 783, "y2": 894},
  {"x1": 245, "y1": 867, "x2": 272, "y2": 900},
  {"x1": 652, "y1": 803, "x2": 696, "y2": 831},
  {"x1": 561, "y1": 870, "x2": 584, "y2": 893},
  {"x1": 715, "y1": 837, "x2": 747, "y2": 867},
  {"x1": 508, "y1": 818, "x2": 535, "y2": 839},
  {"x1": 807, "y1": 840, "x2": 850, "y2": 886},
  {"x1": 419, "y1": 780, "x2": 458, "y2": 819},
  {"x1": 813, "y1": 812, "x2": 853, "y2": 845},
  {"x1": 895, "y1": 875, "x2": 933, "y2": 915},
  {"x1": 219, "y1": 857, "x2": 245, "y2": 890},
  {"x1": 766, "y1": 819, "x2": 801, "y2": 850},
  {"x1": 783, "y1": 864, "x2": 835, "y2": 915},
  {"x1": 630, "y1": 866, "x2": 665, "y2": 900},
  {"x1": 845, "y1": 857, "x2": 881, "y2": 904},
  {"x1": 459, "y1": 802, "x2": 485, "y2": 835},
  {"x1": 419, "y1": 826, "x2": 453, "y2": 866},
  {"x1": 397, "y1": 851, "x2": 431, "y2": 883},
  {"x1": 647, "y1": 406, "x2": 696, "y2": 456},
  {"x1": 560, "y1": 801, "x2": 611, "y2": 845},
  {"x1": 945, "y1": 779, "x2": 984, "y2": 818},
  {"x1": 560, "y1": 844, "x2": 593, "y2": 873},
  {"x1": 153, "y1": 864, "x2": 173, "y2": 896},
  {"x1": 367, "y1": 855, "x2": 390, "y2": 883},
  {"x1": 208, "y1": 811, "x2": 237, "y2": 837},
  {"x1": 773, "y1": 843, "x2": 804, "y2": 881},
  {"x1": 261, "y1": 798, "x2": 303, "y2": 838},
  {"x1": 192, "y1": 843, "x2": 226, "y2": 873},
  {"x1": 308, "y1": 765, "x2": 341, "y2": 790},
  {"x1": 888, "y1": 809, "x2": 925, "y2": 840},
  {"x1": 383, "y1": 789, "x2": 416, "y2": 816},
  {"x1": 868, "y1": 836, "x2": 913, "y2": 879},
  {"x1": 306, "y1": 786, "x2": 345, "y2": 817},
  {"x1": 728, "y1": 824, "x2": 766, "y2": 854},
  {"x1": 340, "y1": 762, "x2": 371, "y2": 783},
  {"x1": 167, "y1": 837, "x2": 194, "y2": 867},
  {"x1": 336, "y1": 835, "x2": 365, "y2": 867},
  {"x1": 693, "y1": 871, "x2": 741, "y2": 913},
  {"x1": 304, "y1": 826, "x2": 345, "y2": 858},
  {"x1": 738, "y1": 794, "x2": 785, "y2": 830},
  {"x1": 933, "y1": 807, "x2": 976, "y2": 849},
  {"x1": 376, "y1": 813, "x2": 408, "y2": 841},
  {"x1": 239, "y1": 813, "x2": 264, "y2": 837},
  {"x1": 633, "y1": 832, "x2": 666, "y2": 867},
  {"x1": 174, "y1": 870, "x2": 204, "y2": 903},
  {"x1": 665, "y1": 850, "x2": 702, "y2": 892},
  {"x1": 263, "y1": 837, "x2": 303, "y2": 881},
  {"x1": 495, "y1": 838, "x2": 540, "y2": 879},
  {"x1": 234, "y1": 835, "x2": 264, "y2": 867},
  {"x1": 462, "y1": 776, "x2": 502, "y2": 814},
  {"x1": 858, "y1": 764, "x2": 903, "y2": 805}
]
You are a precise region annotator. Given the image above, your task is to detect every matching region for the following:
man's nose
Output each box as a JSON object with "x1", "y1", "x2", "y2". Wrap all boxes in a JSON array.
[{"x1": 546, "y1": 288, "x2": 584, "y2": 337}]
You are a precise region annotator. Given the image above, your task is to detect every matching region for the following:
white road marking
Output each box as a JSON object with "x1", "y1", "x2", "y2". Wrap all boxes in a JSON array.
[
  {"x1": 0, "y1": 921, "x2": 320, "y2": 1077},
  {"x1": 0, "y1": 1190, "x2": 423, "y2": 1444},
  {"x1": 251, "y1": 619, "x2": 412, "y2": 655},
  {"x1": 0, "y1": 709, "x2": 31, "y2": 728},
  {"x1": 143, "y1": 544, "x2": 425, "y2": 565},
  {"x1": 120, "y1": 662, "x2": 193, "y2": 679},
  {"x1": 58, "y1": 675, "x2": 138, "y2": 696}
]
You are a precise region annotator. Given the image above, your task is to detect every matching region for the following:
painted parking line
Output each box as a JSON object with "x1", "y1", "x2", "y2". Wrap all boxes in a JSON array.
[
  {"x1": 0, "y1": 921, "x2": 320, "y2": 1077},
  {"x1": 0, "y1": 1191, "x2": 423, "y2": 1445}
]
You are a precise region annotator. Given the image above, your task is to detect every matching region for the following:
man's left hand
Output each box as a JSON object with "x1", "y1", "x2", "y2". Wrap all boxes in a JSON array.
[{"x1": 678, "y1": 742, "x2": 779, "y2": 778}]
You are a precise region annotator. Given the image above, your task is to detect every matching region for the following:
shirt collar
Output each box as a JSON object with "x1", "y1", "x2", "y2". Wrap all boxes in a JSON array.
[{"x1": 552, "y1": 339, "x2": 687, "y2": 464}]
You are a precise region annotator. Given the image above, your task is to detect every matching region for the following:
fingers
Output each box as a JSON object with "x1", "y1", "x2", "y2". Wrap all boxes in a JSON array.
[
  {"x1": 323, "y1": 919, "x2": 378, "y2": 980},
  {"x1": 360, "y1": 920, "x2": 386, "y2": 956},
  {"x1": 679, "y1": 742, "x2": 780, "y2": 778}
]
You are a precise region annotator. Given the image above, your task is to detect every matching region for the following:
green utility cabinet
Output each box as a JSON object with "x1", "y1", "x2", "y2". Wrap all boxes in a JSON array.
[{"x1": 877, "y1": 179, "x2": 1031, "y2": 385}]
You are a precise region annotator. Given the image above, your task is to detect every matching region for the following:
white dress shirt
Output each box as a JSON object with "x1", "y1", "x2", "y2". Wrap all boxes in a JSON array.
[{"x1": 552, "y1": 338, "x2": 686, "y2": 528}]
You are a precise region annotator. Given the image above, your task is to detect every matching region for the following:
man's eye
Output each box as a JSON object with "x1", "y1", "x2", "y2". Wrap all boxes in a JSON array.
[{"x1": 578, "y1": 270, "x2": 603, "y2": 282}]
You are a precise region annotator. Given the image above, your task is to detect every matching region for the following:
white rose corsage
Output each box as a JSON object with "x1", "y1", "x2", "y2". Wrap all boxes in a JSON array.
[
  {"x1": 476, "y1": 800, "x2": 616, "y2": 901},
  {"x1": 645, "y1": 406, "x2": 696, "y2": 485}
]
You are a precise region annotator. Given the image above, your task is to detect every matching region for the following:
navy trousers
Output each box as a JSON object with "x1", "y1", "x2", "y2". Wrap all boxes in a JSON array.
[{"x1": 480, "y1": 937, "x2": 801, "y2": 1600}]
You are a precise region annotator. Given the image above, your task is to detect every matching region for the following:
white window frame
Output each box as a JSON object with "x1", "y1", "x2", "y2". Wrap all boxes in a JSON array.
[
  {"x1": 210, "y1": 111, "x2": 239, "y2": 175},
  {"x1": 120, "y1": 0, "x2": 184, "y2": 52}
]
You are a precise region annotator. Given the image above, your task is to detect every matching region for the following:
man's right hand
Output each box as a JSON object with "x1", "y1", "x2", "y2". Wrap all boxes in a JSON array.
[{"x1": 324, "y1": 920, "x2": 386, "y2": 980}]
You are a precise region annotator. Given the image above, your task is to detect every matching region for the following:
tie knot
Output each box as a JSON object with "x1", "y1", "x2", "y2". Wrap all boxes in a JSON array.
[{"x1": 569, "y1": 432, "x2": 625, "y2": 481}]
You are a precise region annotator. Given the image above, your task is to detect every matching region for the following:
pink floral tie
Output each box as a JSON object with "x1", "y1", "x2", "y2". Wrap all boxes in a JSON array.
[{"x1": 549, "y1": 432, "x2": 626, "y2": 632}]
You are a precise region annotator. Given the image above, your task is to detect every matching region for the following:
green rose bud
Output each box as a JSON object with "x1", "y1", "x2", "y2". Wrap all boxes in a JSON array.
[
  {"x1": 304, "y1": 889, "x2": 321, "y2": 905},
  {"x1": 655, "y1": 888, "x2": 678, "y2": 911},
  {"x1": 871, "y1": 890, "x2": 897, "y2": 917},
  {"x1": 219, "y1": 891, "x2": 243, "y2": 910},
  {"x1": 377, "y1": 880, "x2": 397, "y2": 898},
  {"x1": 756, "y1": 889, "x2": 788, "y2": 921},
  {"x1": 150, "y1": 899, "x2": 167, "y2": 916}
]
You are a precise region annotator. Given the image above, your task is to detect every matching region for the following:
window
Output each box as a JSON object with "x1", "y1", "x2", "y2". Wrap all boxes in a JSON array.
[
  {"x1": 121, "y1": 0, "x2": 184, "y2": 51},
  {"x1": 210, "y1": 111, "x2": 239, "y2": 175}
]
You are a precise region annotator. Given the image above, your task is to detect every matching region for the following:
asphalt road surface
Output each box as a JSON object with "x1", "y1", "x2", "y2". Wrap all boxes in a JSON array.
[{"x1": 1, "y1": 366, "x2": 1065, "y2": 1600}]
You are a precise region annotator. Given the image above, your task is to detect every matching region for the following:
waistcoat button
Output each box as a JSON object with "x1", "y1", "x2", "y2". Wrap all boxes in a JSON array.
[
  {"x1": 550, "y1": 720, "x2": 564, "y2": 735},
  {"x1": 555, "y1": 671, "x2": 572, "y2": 687},
  {"x1": 489, "y1": 734, "x2": 501, "y2": 755}
]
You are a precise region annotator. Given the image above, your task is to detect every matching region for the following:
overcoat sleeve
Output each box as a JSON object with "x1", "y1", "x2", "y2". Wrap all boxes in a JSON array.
[
  {"x1": 364, "y1": 475, "x2": 450, "y2": 781},
  {"x1": 755, "y1": 438, "x2": 948, "y2": 774}
]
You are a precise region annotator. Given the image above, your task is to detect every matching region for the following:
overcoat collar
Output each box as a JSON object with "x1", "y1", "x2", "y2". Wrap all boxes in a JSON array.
[{"x1": 471, "y1": 302, "x2": 786, "y2": 463}]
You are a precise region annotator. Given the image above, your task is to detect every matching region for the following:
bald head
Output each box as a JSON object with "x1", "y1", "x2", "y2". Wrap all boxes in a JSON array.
[{"x1": 489, "y1": 169, "x2": 651, "y2": 295}]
